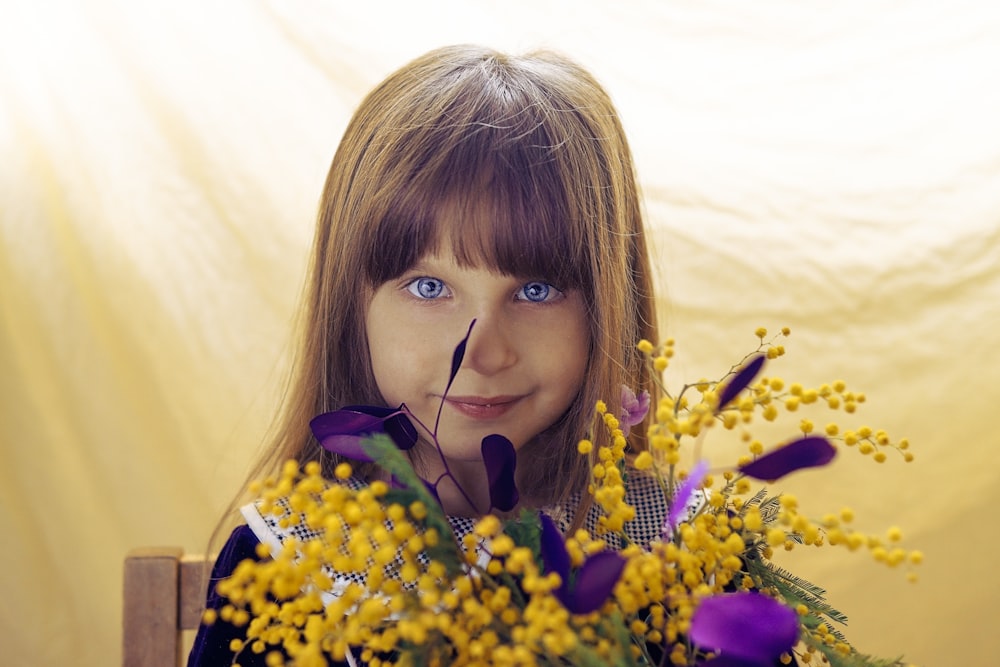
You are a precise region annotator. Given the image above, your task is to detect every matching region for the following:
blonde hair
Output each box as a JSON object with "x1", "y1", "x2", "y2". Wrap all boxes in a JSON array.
[{"x1": 241, "y1": 44, "x2": 658, "y2": 520}]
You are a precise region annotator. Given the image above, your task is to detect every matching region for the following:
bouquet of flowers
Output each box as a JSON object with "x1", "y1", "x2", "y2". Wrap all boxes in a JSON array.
[{"x1": 210, "y1": 326, "x2": 920, "y2": 667}]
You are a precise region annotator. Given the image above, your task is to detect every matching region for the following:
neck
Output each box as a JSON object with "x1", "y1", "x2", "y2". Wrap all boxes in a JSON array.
[{"x1": 417, "y1": 454, "x2": 491, "y2": 517}]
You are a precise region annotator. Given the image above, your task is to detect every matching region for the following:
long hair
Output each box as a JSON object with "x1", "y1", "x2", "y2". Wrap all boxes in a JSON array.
[{"x1": 238, "y1": 44, "x2": 658, "y2": 522}]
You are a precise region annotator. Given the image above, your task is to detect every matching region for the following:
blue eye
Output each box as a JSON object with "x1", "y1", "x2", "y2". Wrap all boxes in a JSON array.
[
  {"x1": 407, "y1": 277, "x2": 448, "y2": 299},
  {"x1": 518, "y1": 281, "x2": 556, "y2": 303}
]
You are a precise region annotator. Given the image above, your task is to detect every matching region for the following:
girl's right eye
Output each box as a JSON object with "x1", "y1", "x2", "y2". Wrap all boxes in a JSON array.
[{"x1": 406, "y1": 277, "x2": 450, "y2": 300}]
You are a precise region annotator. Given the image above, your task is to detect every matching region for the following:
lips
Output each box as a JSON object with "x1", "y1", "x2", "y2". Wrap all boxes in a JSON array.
[{"x1": 444, "y1": 395, "x2": 522, "y2": 420}]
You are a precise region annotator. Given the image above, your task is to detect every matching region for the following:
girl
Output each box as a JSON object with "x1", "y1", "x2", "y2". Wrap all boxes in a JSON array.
[{"x1": 188, "y1": 43, "x2": 661, "y2": 666}]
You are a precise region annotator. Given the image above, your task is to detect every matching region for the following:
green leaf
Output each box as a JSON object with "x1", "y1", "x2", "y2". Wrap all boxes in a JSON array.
[
  {"x1": 747, "y1": 557, "x2": 847, "y2": 626},
  {"x1": 743, "y1": 558, "x2": 906, "y2": 666},
  {"x1": 360, "y1": 434, "x2": 462, "y2": 574},
  {"x1": 502, "y1": 510, "x2": 542, "y2": 556},
  {"x1": 361, "y1": 434, "x2": 425, "y2": 493}
]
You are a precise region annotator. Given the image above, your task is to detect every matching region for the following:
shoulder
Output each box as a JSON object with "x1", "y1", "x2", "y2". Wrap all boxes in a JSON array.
[
  {"x1": 615, "y1": 469, "x2": 672, "y2": 548},
  {"x1": 187, "y1": 525, "x2": 265, "y2": 667},
  {"x1": 240, "y1": 478, "x2": 486, "y2": 584},
  {"x1": 241, "y1": 475, "x2": 368, "y2": 552},
  {"x1": 241, "y1": 476, "x2": 481, "y2": 547},
  {"x1": 214, "y1": 524, "x2": 262, "y2": 570},
  {"x1": 573, "y1": 467, "x2": 705, "y2": 550}
]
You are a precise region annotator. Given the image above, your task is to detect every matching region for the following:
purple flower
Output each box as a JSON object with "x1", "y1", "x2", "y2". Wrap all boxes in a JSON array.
[
  {"x1": 619, "y1": 386, "x2": 650, "y2": 435},
  {"x1": 539, "y1": 513, "x2": 625, "y2": 615},
  {"x1": 690, "y1": 592, "x2": 799, "y2": 665},
  {"x1": 738, "y1": 436, "x2": 837, "y2": 482},
  {"x1": 716, "y1": 354, "x2": 766, "y2": 411},
  {"x1": 664, "y1": 459, "x2": 709, "y2": 536},
  {"x1": 481, "y1": 434, "x2": 518, "y2": 512},
  {"x1": 310, "y1": 405, "x2": 417, "y2": 461}
]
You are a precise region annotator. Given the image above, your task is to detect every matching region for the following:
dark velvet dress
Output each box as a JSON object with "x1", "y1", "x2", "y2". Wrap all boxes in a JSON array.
[
  {"x1": 187, "y1": 524, "x2": 357, "y2": 667},
  {"x1": 186, "y1": 525, "x2": 268, "y2": 667}
]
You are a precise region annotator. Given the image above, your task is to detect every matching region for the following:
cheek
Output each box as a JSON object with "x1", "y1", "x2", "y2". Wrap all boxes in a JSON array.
[
  {"x1": 368, "y1": 336, "x2": 429, "y2": 409},
  {"x1": 365, "y1": 292, "x2": 400, "y2": 402},
  {"x1": 542, "y1": 313, "x2": 591, "y2": 402},
  {"x1": 562, "y1": 335, "x2": 591, "y2": 394},
  {"x1": 367, "y1": 338, "x2": 393, "y2": 395}
]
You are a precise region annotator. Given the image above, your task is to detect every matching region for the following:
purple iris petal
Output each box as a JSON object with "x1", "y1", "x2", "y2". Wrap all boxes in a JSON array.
[
  {"x1": 738, "y1": 436, "x2": 836, "y2": 481},
  {"x1": 539, "y1": 513, "x2": 570, "y2": 583},
  {"x1": 619, "y1": 386, "x2": 650, "y2": 434},
  {"x1": 539, "y1": 513, "x2": 625, "y2": 614},
  {"x1": 310, "y1": 405, "x2": 417, "y2": 461},
  {"x1": 482, "y1": 434, "x2": 519, "y2": 512},
  {"x1": 697, "y1": 656, "x2": 771, "y2": 667},
  {"x1": 690, "y1": 592, "x2": 799, "y2": 664},
  {"x1": 716, "y1": 355, "x2": 766, "y2": 411},
  {"x1": 446, "y1": 320, "x2": 476, "y2": 395},
  {"x1": 665, "y1": 459, "x2": 709, "y2": 535},
  {"x1": 562, "y1": 550, "x2": 626, "y2": 615}
]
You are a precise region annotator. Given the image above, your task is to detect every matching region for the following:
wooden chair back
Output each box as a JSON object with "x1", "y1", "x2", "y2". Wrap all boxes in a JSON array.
[{"x1": 122, "y1": 547, "x2": 211, "y2": 667}]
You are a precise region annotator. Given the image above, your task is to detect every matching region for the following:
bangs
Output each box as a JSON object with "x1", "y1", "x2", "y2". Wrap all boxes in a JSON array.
[{"x1": 362, "y1": 108, "x2": 593, "y2": 291}]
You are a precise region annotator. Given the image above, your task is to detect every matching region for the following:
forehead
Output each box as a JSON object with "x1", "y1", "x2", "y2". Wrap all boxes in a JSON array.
[
  {"x1": 365, "y1": 175, "x2": 591, "y2": 289},
  {"x1": 443, "y1": 188, "x2": 587, "y2": 281}
]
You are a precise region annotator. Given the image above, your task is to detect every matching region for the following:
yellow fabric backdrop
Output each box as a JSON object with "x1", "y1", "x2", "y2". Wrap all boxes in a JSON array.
[{"x1": 2, "y1": 1, "x2": 998, "y2": 665}]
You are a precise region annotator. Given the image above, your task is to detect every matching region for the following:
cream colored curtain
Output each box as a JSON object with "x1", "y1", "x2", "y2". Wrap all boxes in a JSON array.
[{"x1": 2, "y1": 1, "x2": 997, "y2": 665}]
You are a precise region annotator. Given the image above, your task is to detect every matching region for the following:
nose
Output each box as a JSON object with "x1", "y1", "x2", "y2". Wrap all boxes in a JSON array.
[{"x1": 462, "y1": 315, "x2": 518, "y2": 376}]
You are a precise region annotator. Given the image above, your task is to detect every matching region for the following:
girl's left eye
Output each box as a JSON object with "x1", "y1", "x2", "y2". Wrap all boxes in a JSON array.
[{"x1": 516, "y1": 281, "x2": 560, "y2": 303}]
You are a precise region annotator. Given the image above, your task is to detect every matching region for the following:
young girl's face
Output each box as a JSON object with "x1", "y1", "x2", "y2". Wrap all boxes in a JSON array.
[{"x1": 366, "y1": 243, "x2": 590, "y2": 466}]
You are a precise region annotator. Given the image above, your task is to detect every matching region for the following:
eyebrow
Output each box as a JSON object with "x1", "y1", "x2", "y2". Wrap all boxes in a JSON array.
[{"x1": 404, "y1": 258, "x2": 441, "y2": 273}]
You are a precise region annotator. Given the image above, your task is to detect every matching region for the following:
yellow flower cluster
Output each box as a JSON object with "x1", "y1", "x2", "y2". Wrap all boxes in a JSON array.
[
  {"x1": 603, "y1": 329, "x2": 921, "y2": 665},
  {"x1": 210, "y1": 328, "x2": 919, "y2": 667},
  {"x1": 214, "y1": 461, "x2": 650, "y2": 666},
  {"x1": 583, "y1": 401, "x2": 636, "y2": 534}
]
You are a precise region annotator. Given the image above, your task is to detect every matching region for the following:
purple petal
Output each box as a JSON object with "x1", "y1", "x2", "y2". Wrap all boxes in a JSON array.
[
  {"x1": 380, "y1": 410, "x2": 419, "y2": 450},
  {"x1": 314, "y1": 434, "x2": 377, "y2": 461},
  {"x1": 619, "y1": 386, "x2": 650, "y2": 432},
  {"x1": 697, "y1": 657, "x2": 770, "y2": 667},
  {"x1": 482, "y1": 434, "x2": 519, "y2": 512},
  {"x1": 665, "y1": 459, "x2": 709, "y2": 535},
  {"x1": 310, "y1": 405, "x2": 417, "y2": 461},
  {"x1": 445, "y1": 320, "x2": 476, "y2": 396},
  {"x1": 563, "y1": 551, "x2": 626, "y2": 615},
  {"x1": 738, "y1": 436, "x2": 836, "y2": 481},
  {"x1": 716, "y1": 355, "x2": 766, "y2": 411},
  {"x1": 690, "y1": 592, "x2": 799, "y2": 664},
  {"x1": 538, "y1": 512, "x2": 570, "y2": 583}
]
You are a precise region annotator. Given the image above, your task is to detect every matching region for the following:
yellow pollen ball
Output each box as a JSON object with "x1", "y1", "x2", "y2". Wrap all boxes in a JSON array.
[{"x1": 634, "y1": 451, "x2": 654, "y2": 470}]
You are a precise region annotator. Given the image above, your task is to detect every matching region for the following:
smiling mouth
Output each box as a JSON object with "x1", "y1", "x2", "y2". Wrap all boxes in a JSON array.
[{"x1": 444, "y1": 395, "x2": 522, "y2": 420}]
